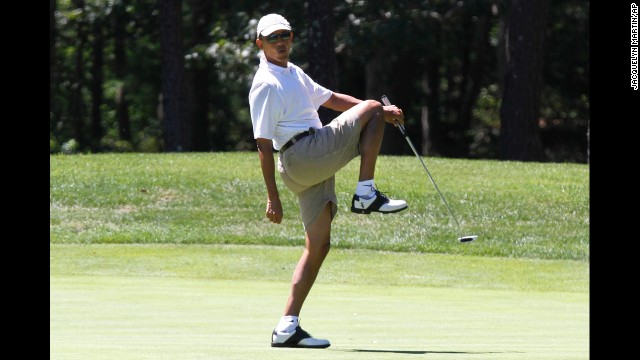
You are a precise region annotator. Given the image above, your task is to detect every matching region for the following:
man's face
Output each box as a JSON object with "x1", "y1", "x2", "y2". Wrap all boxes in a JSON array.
[{"x1": 256, "y1": 30, "x2": 293, "y2": 68}]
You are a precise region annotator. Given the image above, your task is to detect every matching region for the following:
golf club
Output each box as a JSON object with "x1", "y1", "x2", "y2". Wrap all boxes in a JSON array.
[{"x1": 381, "y1": 95, "x2": 477, "y2": 243}]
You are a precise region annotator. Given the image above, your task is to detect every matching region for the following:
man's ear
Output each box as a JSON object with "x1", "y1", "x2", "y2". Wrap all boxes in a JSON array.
[{"x1": 256, "y1": 38, "x2": 263, "y2": 50}]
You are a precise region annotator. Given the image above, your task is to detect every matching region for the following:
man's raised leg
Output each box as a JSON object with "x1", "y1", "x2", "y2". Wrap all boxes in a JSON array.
[{"x1": 347, "y1": 100, "x2": 408, "y2": 214}]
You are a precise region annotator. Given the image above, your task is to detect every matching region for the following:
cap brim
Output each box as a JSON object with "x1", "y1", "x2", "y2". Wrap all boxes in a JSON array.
[{"x1": 260, "y1": 24, "x2": 291, "y2": 37}]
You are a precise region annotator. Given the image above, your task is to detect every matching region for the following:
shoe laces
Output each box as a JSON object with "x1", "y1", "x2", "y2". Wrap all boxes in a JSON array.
[{"x1": 373, "y1": 188, "x2": 390, "y2": 203}]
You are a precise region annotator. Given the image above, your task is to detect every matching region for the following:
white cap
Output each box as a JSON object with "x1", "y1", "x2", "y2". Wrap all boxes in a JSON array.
[{"x1": 256, "y1": 14, "x2": 291, "y2": 38}]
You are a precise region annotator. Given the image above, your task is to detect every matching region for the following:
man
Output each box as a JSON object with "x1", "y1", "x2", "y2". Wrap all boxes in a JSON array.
[{"x1": 248, "y1": 13, "x2": 408, "y2": 349}]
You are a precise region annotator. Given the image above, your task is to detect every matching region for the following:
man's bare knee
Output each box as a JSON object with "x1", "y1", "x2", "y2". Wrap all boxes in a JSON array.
[
  {"x1": 356, "y1": 100, "x2": 384, "y2": 128},
  {"x1": 307, "y1": 239, "x2": 330, "y2": 259}
]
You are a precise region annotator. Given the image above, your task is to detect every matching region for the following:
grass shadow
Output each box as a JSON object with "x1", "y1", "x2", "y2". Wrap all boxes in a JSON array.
[{"x1": 343, "y1": 349, "x2": 517, "y2": 355}]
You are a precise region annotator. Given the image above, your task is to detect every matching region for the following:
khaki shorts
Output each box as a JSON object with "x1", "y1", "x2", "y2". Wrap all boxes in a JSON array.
[{"x1": 278, "y1": 110, "x2": 361, "y2": 230}]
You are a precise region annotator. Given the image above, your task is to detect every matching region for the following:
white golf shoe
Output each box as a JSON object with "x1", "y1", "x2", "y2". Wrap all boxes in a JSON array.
[
  {"x1": 271, "y1": 326, "x2": 331, "y2": 349},
  {"x1": 351, "y1": 189, "x2": 408, "y2": 214}
]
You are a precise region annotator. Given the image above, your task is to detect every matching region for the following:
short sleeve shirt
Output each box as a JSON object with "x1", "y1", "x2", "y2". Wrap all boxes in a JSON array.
[{"x1": 248, "y1": 56, "x2": 333, "y2": 150}]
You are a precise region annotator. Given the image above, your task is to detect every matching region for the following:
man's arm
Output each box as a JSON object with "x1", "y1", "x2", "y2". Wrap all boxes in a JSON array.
[
  {"x1": 321, "y1": 93, "x2": 362, "y2": 112},
  {"x1": 256, "y1": 138, "x2": 283, "y2": 224},
  {"x1": 322, "y1": 92, "x2": 404, "y2": 126}
]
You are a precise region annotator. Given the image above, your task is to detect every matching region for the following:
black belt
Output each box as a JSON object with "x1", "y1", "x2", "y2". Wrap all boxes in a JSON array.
[{"x1": 280, "y1": 131, "x2": 310, "y2": 153}]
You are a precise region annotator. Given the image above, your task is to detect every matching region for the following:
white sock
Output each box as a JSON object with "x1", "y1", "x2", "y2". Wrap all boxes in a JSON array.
[
  {"x1": 355, "y1": 180, "x2": 376, "y2": 198},
  {"x1": 275, "y1": 315, "x2": 299, "y2": 333}
]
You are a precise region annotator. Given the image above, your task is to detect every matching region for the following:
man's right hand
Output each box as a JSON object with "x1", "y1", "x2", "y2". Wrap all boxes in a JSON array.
[
  {"x1": 266, "y1": 197, "x2": 283, "y2": 224},
  {"x1": 256, "y1": 138, "x2": 283, "y2": 224}
]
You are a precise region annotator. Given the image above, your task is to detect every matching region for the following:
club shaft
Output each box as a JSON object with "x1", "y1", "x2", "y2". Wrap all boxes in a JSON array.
[{"x1": 381, "y1": 95, "x2": 460, "y2": 228}]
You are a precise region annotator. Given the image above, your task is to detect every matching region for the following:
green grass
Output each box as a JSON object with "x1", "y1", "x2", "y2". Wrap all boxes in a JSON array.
[
  {"x1": 50, "y1": 153, "x2": 589, "y2": 359},
  {"x1": 50, "y1": 244, "x2": 588, "y2": 293},
  {"x1": 51, "y1": 244, "x2": 589, "y2": 360},
  {"x1": 51, "y1": 276, "x2": 589, "y2": 360},
  {"x1": 50, "y1": 153, "x2": 589, "y2": 260}
]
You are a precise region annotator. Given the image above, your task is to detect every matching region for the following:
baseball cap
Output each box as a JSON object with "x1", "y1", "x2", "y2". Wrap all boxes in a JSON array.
[{"x1": 256, "y1": 14, "x2": 291, "y2": 38}]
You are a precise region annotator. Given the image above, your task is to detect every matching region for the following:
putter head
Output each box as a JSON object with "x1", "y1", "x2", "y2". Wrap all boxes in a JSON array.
[{"x1": 458, "y1": 235, "x2": 478, "y2": 243}]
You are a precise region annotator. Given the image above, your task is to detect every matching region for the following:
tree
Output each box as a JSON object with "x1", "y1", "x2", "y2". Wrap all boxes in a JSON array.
[
  {"x1": 70, "y1": 0, "x2": 88, "y2": 150},
  {"x1": 50, "y1": 0, "x2": 56, "y2": 134},
  {"x1": 455, "y1": 4, "x2": 493, "y2": 157},
  {"x1": 90, "y1": 9, "x2": 105, "y2": 151},
  {"x1": 499, "y1": 0, "x2": 549, "y2": 161},
  {"x1": 307, "y1": 0, "x2": 338, "y2": 125},
  {"x1": 159, "y1": 0, "x2": 190, "y2": 151},
  {"x1": 186, "y1": 0, "x2": 213, "y2": 151},
  {"x1": 336, "y1": 1, "x2": 406, "y2": 154},
  {"x1": 112, "y1": 0, "x2": 132, "y2": 142},
  {"x1": 539, "y1": 0, "x2": 589, "y2": 163},
  {"x1": 415, "y1": 3, "x2": 498, "y2": 158},
  {"x1": 48, "y1": 1, "x2": 588, "y2": 161}
]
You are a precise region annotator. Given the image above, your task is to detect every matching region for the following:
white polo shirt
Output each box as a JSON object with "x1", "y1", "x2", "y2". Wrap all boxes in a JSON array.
[{"x1": 248, "y1": 56, "x2": 333, "y2": 150}]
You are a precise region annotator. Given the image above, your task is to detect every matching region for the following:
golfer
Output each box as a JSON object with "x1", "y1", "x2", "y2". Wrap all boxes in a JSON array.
[{"x1": 249, "y1": 13, "x2": 408, "y2": 349}]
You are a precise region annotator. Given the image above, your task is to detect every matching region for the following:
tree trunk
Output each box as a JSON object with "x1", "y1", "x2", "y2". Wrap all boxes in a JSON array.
[
  {"x1": 50, "y1": 0, "x2": 56, "y2": 132},
  {"x1": 159, "y1": 0, "x2": 189, "y2": 152},
  {"x1": 187, "y1": 0, "x2": 213, "y2": 151},
  {"x1": 90, "y1": 18, "x2": 104, "y2": 151},
  {"x1": 422, "y1": 40, "x2": 443, "y2": 157},
  {"x1": 187, "y1": 50, "x2": 211, "y2": 151},
  {"x1": 71, "y1": 0, "x2": 87, "y2": 149},
  {"x1": 458, "y1": 9, "x2": 491, "y2": 157},
  {"x1": 307, "y1": 0, "x2": 338, "y2": 125},
  {"x1": 496, "y1": 15, "x2": 506, "y2": 97},
  {"x1": 364, "y1": 50, "x2": 405, "y2": 155},
  {"x1": 387, "y1": 54, "x2": 415, "y2": 155},
  {"x1": 113, "y1": 0, "x2": 131, "y2": 141},
  {"x1": 499, "y1": 0, "x2": 548, "y2": 161}
]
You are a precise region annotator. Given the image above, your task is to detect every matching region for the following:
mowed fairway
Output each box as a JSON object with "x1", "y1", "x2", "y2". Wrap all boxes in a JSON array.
[
  {"x1": 50, "y1": 245, "x2": 588, "y2": 360},
  {"x1": 51, "y1": 154, "x2": 588, "y2": 359}
]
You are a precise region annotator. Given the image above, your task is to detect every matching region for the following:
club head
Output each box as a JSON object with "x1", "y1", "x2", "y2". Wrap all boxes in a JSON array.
[{"x1": 458, "y1": 235, "x2": 478, "y2": 243}]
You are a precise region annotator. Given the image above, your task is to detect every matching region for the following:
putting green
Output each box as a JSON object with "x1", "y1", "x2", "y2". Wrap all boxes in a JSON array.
[{"x1": 50, "y1": 275, "x2": 588, "y2": 360}]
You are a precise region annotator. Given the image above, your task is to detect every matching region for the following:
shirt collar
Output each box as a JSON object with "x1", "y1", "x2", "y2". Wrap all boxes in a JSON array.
[{"x1": 259, "y1": 55, "x2": 292, "y2": 74}]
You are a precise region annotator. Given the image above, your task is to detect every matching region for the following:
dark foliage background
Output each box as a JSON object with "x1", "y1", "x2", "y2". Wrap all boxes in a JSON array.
[{"x1": 50, "y1": 0, "x2": 589, "y2": 163}]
